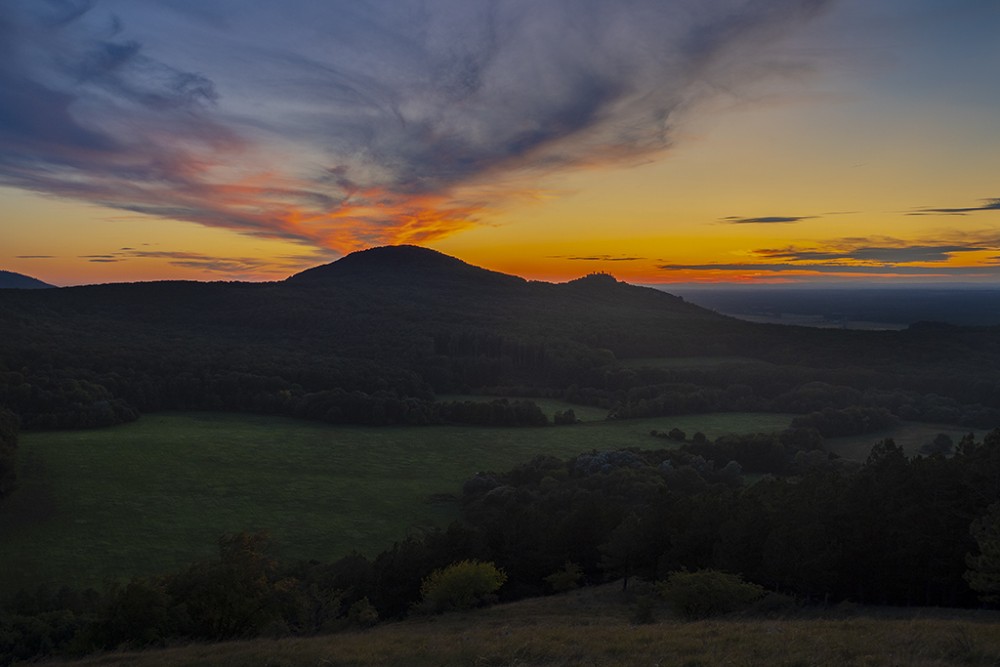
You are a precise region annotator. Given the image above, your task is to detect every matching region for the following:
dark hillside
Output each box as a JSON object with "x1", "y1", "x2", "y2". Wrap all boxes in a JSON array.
[
  {"x1": 0, "y1": 270, "x2": 53, "y2": 289},
  {"x1": 288, "y1": 244, "x2": 524, "y2": 289}
]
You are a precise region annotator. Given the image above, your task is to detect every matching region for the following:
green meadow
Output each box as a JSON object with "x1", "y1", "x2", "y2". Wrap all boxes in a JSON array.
[{"x1": 0, "y1": 410, "x2": 794, "y2": 593}]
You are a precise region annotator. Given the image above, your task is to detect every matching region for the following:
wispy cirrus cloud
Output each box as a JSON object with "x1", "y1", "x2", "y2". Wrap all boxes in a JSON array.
[
  {"x1": 73, "y1": 247, "x2": 332, "y2": 277},
  {"x1": 720, "y1": 215, "x2": 816, "y2": 224},
  {"x1": 908, "y1": 198, "x2": 1000, "y2": 216},
  {"x1": 753, "y1": 244, "x2": 989, "y2": 263},
  {"x1": 659, "y1": 236, "x2": 1000, "y2": 278},
  {"x1": 0, "y1": 0, "x2": 836, "y2": 253},
  {"x1": 551, "y1": 255, "x2": 646, "y2": 262},
  {"x1": 658, "y1": 262, "x2": 1000, "y2": 275}
]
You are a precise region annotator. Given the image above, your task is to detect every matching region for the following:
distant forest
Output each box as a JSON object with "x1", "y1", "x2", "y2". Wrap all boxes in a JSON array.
[{"x1": 673, "y1": 286, "x2": 1000, "y2": 328}]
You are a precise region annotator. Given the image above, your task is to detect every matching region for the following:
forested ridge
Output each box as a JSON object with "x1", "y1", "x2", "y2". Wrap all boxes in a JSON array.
[{"x1": 2, "y1": 245, "x2": 999, "y2": 433}]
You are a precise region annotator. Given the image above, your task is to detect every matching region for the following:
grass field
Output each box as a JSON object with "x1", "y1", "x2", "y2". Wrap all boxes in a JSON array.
[
  {"x1": 34, "y1": 583, "x2": 1000, "y2": 667},
  {"x1": 0, "y1": 411, "x2": 793, "y2": 593}
]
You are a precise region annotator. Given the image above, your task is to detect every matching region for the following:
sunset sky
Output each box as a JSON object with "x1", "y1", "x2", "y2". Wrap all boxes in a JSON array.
[{"x1": 1, "y1": 0, "x2": 998, "y2": 286}]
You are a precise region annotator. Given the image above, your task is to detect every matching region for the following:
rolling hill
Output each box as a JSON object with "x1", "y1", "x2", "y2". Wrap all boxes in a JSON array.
[{"x1": 0, "y1": 270, "x2": 53, "y2": 289}]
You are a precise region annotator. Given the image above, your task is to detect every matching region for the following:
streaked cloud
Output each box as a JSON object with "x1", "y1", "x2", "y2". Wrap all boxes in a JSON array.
[
  {"x1": 659, "y1": 237, "x2": 1000, "y2": 278},
  {"x1": 0, "y1": 0, "x2": 835, "y2": 252},
  {"x1": 71, "y1": 247, "x2": 332, "y2": 277},
  {"x1": 908, "y1": 198, "x2": 1000, "y2": 216},
  {"x1": 720, "y1": 215, "x2": 816, "y2": 224},
  {"x1": 753, "y1": 244, "x2": 989, "y2": 264},
  {"x1": 552, "y1": 255, "x2": 646, "y2": 262},
  {"x1": 658, "y1": 262, "x2": 1000, "y2": 276}
]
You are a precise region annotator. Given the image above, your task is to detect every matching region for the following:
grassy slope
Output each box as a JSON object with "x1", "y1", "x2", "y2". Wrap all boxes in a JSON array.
[
  {"x1": 0, "y1": 411, "x2": 793, "y2": 593},
  {"x1": 33, "y1": 584, "x2": 1000, "y2": 667}
]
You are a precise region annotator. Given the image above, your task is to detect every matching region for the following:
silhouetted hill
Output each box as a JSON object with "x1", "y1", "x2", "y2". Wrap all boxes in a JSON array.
[
  {"x1": 287, "y1": 244, "x2": 524, "y2": 288},
  {"x1": 0, "y1": 270, "x2": 53, "y2": 289}
]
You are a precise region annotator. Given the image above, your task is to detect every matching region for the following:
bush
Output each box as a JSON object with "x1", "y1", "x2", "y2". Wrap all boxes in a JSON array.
[
  {"x1": 656, "y1": 570, "x2": 765, "y2": 620},
  {"x1": 419, "y1": 560, "x2": 507, "y2": 613},
  {"x1": 544, "y1": 562, "x2": 583, "y2": 593},
  {"x1": 347, "y1": 597, "x2": 379, "y2": 628}
]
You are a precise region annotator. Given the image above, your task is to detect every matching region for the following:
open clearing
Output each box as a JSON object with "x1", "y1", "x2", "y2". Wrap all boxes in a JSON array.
[{"x1": 0, "y1": 410, "x2": 792, "y2": 593}]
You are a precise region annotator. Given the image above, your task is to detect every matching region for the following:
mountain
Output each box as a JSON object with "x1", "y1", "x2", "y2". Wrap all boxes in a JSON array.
[
  {"x1": 0, "y1": 270, "x2": 53, "y2": 289},
  {"x1": 288, "y1": 244, "x2": 524, "y2": 288}
]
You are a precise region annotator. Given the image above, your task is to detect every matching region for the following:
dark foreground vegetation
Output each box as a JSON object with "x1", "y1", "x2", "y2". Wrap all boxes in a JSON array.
[
  {"x1": 26, "y1": 585, "x2": 1000, "y2": 667},
  {"x1": 4, "y1": 428, "x2": 1000, "y2": 663},
  {"x1": 4, "y1": 246, "x2": 1000, "y2": 663}
]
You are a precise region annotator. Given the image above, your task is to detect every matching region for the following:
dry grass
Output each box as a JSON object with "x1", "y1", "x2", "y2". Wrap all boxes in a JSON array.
[{"x1": 33, "y1": 585, "x2": 1000, "y2": 667}]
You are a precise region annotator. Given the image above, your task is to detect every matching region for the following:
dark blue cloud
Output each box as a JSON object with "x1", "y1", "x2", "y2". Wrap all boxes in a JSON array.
[
  {"x1": 659, "y1": 262, "x2": 1000, "y2": 275},
  {"x1": 661, "y1": 239, "x2": 999, "y2": 275},
  {"x1": 908, "y1": 198, "x2": 1000, "y2": 216},
  {"x1": 552, "y1": 255, "x2": 646, "y2": 262},
  {"x1": 755, "y1": 244, "x2": 989, "y2": 263},
  {"x1": 721, "y1": 215, "x2": 816, "y2": 224}
]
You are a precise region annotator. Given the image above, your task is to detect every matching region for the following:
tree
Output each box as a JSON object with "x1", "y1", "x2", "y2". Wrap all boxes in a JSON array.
[
  {"x1": 166, "y1": 532, "x2": 295, "y2": 639},
  {"x1": 0, "y1": 408, "x2": 18, "y2": 499},
  {"x1": 966, "y1": 502, "x2": 1000, "y2": 604},
  {"x1": 600, "y1": 514, "x2": 646, "y2": 592},
  {"x1": 920, "y1": 433, "x2": 954, "y2": 457},
  {"x1": 419, "y1": 560, "x2": 506, "y2": 612},
  {"x1": 553, "y1": 409, "x2": 577, "y2": 425},
  {"x1": 544, "y1": 561, "x2": 583, "y2": 593},
  {"x1": 656, "y1": 570, "x2": 764, "y2": 620}
]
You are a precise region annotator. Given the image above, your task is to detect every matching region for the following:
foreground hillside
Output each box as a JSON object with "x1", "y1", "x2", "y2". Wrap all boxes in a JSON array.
[{"x1": 34, "y1": 584, "x2": 1000, "y2": 667}]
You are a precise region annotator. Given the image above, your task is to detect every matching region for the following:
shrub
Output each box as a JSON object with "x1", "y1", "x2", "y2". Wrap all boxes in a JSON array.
[
  {"x1": 419, "y1": 560, "x2": 507, "y2": 613},
  {"x1": 347, "y1": 597, "x2": 379, "y2": 628},
  {"x1": 544, "y1": 562, "x2": 583, "y2": 593},
  {"x1": 966, "y1": 502, "x2": 1000, "y2": 603},
  {"x1": 656, "y1": 570, "x2": 764, "y2": 620}
]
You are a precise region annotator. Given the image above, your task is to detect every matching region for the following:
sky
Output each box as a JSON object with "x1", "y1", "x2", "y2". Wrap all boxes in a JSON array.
[{"x1": 1, "y1": 0, "x2": 998, "y2": 286}]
